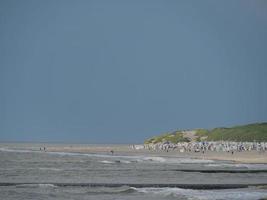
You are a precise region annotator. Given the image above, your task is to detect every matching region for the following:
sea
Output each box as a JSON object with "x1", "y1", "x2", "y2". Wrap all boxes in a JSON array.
[{"x1": 0, "y1": 143, "x2": 267, "y2": 200}]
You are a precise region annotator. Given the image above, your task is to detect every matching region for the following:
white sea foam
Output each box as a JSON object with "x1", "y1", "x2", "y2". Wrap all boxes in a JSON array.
[
  {"x1": 0, "y1": 147, "x2": 34, "y2": 153},
  {"x1": 205, "y1": 163, "x2": 246, "y2": 168},
  {"x1": 0, "y1": 147, "x2": 215, "y2": 164},
  {"x1": 98, "y1": 156, "x2": 214, "y2": 164},
  {"x1": 16, "y1": 184, "x2": 57, "y2": 188},
  {"x1": 138, "y1": 156, "x2": 214, "y2": 164},
  {"x1": 38, "y1": 167, "x2": 62, "y2": 171},
  {"x1": 37, "y1": 184, "x2": 57, "y2": 188},
  {"x1": 100, "y1": 160, "x2": 115, "y2": 164},
  {"x1": 134, "y1": 187, "x2": 267, "y2": 200},
  {"x1": 142, "y1": 156, "x2": 166, "y2": 162},
  {"x1": 205, "y1": 163, "x2": 267, "y2": 169}
]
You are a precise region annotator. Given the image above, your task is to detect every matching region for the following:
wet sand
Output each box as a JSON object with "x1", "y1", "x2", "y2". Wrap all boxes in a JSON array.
[
  {"x1": 1, "y1": 143, "x2": 267, "y2": 200},
  {"x1": 45, "y1": 144, "x2": 267, "y2": 164}
]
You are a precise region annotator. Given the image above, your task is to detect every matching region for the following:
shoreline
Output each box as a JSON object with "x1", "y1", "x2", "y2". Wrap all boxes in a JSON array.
[
  {"x1": 1, "y1": 142, "x2": 266, "y2": 164},
  {"x1": 43, "y1": 145, "x2": 267, "y2": 164}
]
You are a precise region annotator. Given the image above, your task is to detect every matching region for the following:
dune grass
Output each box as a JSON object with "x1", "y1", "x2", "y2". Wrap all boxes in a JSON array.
[
  {"x1": 206, "y1": 123, "x2": 267, "y2": 142},
  {"x1": 144, "y1": 131, "x2": 190, "y2": 144},
  {"x1": 145, "y1": 123, "x2": 267, "y2": 144}
]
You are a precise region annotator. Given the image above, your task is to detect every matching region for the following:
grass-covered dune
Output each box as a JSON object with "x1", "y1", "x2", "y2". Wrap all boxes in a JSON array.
[
  {"x1": 144, "y1": 131, "x2": 190, "y2": 144},
  {"x1": 205, "y1": 123, "x2": 267, "y2": 142},
  {"x1": 144, "y1": 123, "x2": 267, "y2": 144}
]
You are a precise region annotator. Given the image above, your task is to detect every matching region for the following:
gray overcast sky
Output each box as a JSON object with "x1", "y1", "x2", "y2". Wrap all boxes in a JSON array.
[{"x1": 0, "y1": 0, "x2": 267, "y2": 143}]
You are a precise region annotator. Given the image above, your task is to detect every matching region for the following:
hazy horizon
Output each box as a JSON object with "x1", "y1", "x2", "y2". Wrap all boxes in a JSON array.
[
  {"x1": 0, "y1": 121, "x2": 266, "y2": 144},
  {"x1": 1, "y1": 0, "x2": 267, "y2": 143}
]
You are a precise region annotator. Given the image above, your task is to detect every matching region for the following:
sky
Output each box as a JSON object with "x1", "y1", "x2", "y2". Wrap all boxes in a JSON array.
[{"x1": 0, "y1": 0, "x2": 267, "y2": 143}]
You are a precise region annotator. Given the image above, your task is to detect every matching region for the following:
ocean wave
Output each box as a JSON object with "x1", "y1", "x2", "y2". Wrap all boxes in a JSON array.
[
  {"x1": 141, "y1": 156, "x2": 166, "y2": 162},
  {"x1": 100, "y1": 160, "x2": 135, "y2": 164},
  {"x1": 137, "y1": 156, "x2": 214, "y2": 164},
  {"x1": 38, "y1": 167, "x2": 62, "y2": 171},
  {"x1": 85, "y1": 186, "x2": 136, "y2": 194},
  {"x1": 100, "y1": 160, "x2": 115, "y2": 164},
  {"x1": 0, "y1": 148, "x2": 34, "y2": 153},
  {"x1": 0, "y1": 147, "x2": 215, "y2": 164},
  {"x1": 134, "y1": 187, "x2": 267, "y2": 200},
  {"x1": 3, "y1": 182, "x2": 262, "y2": 189},
  {"x1": 8, "y1": 183, "x2": 267, "y2": 199},
  {"x1": 15, "y1": 184, "x2": 57, "y2": 188},
  {"x1": 205, "y1": 163, "x2": 267, "y2": 170}
]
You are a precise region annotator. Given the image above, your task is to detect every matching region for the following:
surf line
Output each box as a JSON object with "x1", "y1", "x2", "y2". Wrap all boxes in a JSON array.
[
  {"x1": 1, "y1": 183, "x2": 267, "y2": 190},
  {"x1": 34, "y1": 169, "x2": 267, "y2": 173},
  {"x1": 174, "y1": 169, "x2": 267, "y2": 173}
]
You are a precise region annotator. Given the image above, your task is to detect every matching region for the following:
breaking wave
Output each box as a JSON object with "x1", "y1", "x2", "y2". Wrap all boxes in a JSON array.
[
  {"x1": 0, "y1": 147, "x2": 214, "y2": 164},
  {"x1": 134, "y1": 187, "x2": 267, "y2": 200},
  {"x1": 15, "y1": 184, "x2": 57, "y2": 188},
  {"x1": 205, "y1": 163, "x2": 267, "y2": 170},
  {"x1": 85, "y1": 186, "x2": 136, "y2": 194},
  {"x1": 13, "y1": 184, "x2": 266, "y2": 199}
]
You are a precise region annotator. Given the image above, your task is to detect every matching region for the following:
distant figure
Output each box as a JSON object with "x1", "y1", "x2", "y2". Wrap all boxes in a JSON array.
[
  {"x1": 110, "y1": 150, "x2": 114, "y2": 155},
  {"x1": 44, "y1": 147, "x2": 46, "y2": 151},
  {"x1": 40, "y1": 148, "x2": 42, "y2": 151},
  {"x1": 231, "y1": 150, "x2": 234, "y2": 155}
]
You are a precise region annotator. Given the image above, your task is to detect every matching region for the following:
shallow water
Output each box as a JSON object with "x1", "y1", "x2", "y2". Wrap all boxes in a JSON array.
[{"x1": 0, "y1": 143, "x2": 267, "y2": 200}]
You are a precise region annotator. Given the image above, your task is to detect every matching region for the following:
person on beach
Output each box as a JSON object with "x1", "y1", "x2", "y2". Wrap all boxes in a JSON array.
[{"x1": 110, "y1": 150, "x2": 114, "y2": 155}]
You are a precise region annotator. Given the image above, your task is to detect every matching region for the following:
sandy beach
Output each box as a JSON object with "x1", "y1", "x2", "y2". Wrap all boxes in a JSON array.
[
  {"x1": 1, "y1": 143, "x2": 267, "y2": 200},
  {"x1": 44, "y1": 144, "x2": 267, "y2": 164}
]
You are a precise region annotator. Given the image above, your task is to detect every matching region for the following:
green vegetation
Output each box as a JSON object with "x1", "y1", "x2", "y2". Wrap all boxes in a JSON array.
[
  {"x1": 144, "y1": 123, "x2": 267, "y2": 144},
  {"x1": 144, "y1": 131, "x2": 190, "y2": 144},
  {"x1": 195, "y1": 129, "x2": 210, "y2": 141},
  {"x1": 206, "y1": 123, "x2": 267, "y2": 142}
]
